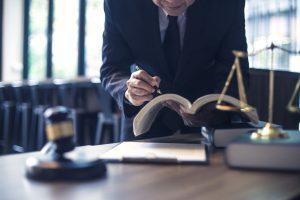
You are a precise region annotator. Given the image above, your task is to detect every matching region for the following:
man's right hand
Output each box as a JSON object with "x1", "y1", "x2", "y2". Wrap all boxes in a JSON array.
[{"x1": 125, "y1": 69, "x2": 161, "y2": 106}]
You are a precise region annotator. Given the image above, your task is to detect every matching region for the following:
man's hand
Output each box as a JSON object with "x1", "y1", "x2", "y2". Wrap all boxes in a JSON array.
[
  {"x1": 163, "y1": 101, "x2": 230, "y2": 127},
  {"x1": 125, "y1": 69, "x2": 161, "y2": 106}
]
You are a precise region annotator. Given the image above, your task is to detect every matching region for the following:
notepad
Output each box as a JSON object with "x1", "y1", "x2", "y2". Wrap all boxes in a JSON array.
[{"x1": 99, "y1": 142, "x2": 208, "y2": 164}]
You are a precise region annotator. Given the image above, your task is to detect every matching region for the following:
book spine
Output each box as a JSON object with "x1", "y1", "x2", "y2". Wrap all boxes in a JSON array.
[{"x1": 201, "y1": 127, "x2": 214, "y2": 146}]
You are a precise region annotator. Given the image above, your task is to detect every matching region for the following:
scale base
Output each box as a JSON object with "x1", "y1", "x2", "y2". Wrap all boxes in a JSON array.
[{"x1": 251, "y1": 123, "x2": 289, "y2": 140}]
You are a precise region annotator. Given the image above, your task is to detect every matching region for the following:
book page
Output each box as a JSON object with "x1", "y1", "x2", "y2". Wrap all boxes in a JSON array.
[
  {"x1": 190, "y1": 94, "x2": 259, "y2": 124},
  {"x1": 99, "y1": 142, "x2": 207, "y2": 163},
  {"x1": 133, "y1": 94, "x2": 191, "y2": 136}
]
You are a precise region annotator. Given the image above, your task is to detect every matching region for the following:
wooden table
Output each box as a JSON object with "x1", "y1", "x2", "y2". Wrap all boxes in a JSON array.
[{"x1": 0, "y1": 141, "x2": 300, "y2": 200}]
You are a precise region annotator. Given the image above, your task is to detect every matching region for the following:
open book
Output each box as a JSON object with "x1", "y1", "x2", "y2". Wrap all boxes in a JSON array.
[{"x1": 133, "y1": 94, "x2": 259, "y2": 136}]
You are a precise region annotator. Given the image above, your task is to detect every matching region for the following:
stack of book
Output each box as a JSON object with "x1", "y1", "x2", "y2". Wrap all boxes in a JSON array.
[{"x1": 225, "y1": 130, "x2": 300, "y2": 171}]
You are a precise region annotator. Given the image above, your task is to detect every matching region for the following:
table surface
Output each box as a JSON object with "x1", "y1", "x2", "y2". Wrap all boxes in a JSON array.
[{"x1": 1, "y1": 135, "x2": 300, "y2": 200}]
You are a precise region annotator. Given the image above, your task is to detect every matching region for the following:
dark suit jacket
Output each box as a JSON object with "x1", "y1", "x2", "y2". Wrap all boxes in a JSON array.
[{"x1": 100, "y1": 0, "x2": 249, "y2": 141}]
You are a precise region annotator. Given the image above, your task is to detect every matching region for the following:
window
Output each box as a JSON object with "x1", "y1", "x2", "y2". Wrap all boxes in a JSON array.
[
  {"x1": 26, "y1": 0, "x2": 104, "y2": 79},
  {"x1": 52, "y1": 0, "x2": 79, "y2": 79},
  {"x1": 245, "y1": 0, "x2": 300, "y2": 72},
  {"x1": 85, "y1": 0, "x2": 104, "y2": 77},
  {"x1": 2, "y1": 0, "x2": 23, "y2": 82},
  {"x1": 28, "y1": 0, "x2": 48, "y2": 80},
  {"x1": 0, "y1": 0, "x2": 3, "y2": 80}
]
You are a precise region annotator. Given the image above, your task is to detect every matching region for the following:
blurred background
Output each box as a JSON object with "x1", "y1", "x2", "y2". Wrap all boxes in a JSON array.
[
  {"x1": 0, "y1": 0, "x2": 299, "y2": 155},
  {"x1": 1, "y1": 0, "x2": 299, "y2": 82},
  {"x1": 1, "y1": 0, "x2": 104, "y2": 81}
]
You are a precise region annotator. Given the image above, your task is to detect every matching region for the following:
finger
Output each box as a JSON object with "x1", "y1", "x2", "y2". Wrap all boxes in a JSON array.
[
  {"x1": 129, "y1": 94, "x2": 154, "y2": 106},
  {"x1": 132, "y1": 70, "x2": 157, "y2": 87},
  {"x1": 152, "y1": 76, "x2": 161, "y2": 88},
  {"x1": 127, "y1": 86, "x2": 151, "y2": 96},
  {"x1": 127, "y1": 79, "x2": 155, "y2": 93}
]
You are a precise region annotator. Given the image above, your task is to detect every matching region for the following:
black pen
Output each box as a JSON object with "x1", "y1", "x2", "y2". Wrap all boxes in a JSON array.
[{"x1": 135, "y1": 66, "x2": 162, "y2": 95}]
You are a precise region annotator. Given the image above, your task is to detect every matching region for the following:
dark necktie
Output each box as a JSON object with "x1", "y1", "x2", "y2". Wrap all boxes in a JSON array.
[{"x1": 163, "y1": 16, "x2": 181, "y2": 77}]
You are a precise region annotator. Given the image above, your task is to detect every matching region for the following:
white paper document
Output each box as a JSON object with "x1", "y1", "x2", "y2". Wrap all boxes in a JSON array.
[{"x1": 99, "y1": 142, "x2": 208, "y2": 164}]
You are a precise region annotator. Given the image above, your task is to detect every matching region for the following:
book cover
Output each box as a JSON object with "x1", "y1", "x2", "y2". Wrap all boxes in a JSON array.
[{"x1": 225, "y1": 130, "x2": 300, "y2": 171}]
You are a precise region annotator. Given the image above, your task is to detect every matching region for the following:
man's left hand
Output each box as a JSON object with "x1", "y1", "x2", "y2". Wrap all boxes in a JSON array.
[{"x1": 163, "y1": 101, "x2": 230, "y2": 127}]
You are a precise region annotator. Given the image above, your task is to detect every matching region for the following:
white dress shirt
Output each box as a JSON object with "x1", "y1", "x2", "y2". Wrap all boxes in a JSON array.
[{"x1": 158, "y1": 8, "x2": 186, "y2": 49}]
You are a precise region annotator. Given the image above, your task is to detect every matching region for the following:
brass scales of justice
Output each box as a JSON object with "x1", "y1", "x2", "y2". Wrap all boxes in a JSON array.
[{"x1": 216, "y1": 43, "x2": 300, "y2": 140}]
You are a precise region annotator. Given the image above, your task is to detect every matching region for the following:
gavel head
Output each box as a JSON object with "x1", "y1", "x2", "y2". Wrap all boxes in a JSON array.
[{"x1": 44, "y1": 106, "x2": 75, "y2": 157}]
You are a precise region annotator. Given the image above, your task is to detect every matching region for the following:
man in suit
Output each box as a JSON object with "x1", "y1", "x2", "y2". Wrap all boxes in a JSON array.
[{"x1": 100, "y1": 0, "x2": 249, "y2": 141}]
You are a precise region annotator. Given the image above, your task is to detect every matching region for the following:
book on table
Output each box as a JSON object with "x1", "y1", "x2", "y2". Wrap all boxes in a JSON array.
[
  {"x1": 225, "y1": 130, "x2": 300, "y2": 171},
  {"x1": 133, "y1": 93, "x2": 259, "y2": 136},
  {"x1": 201, "y1": 121, "x2": 275, "y2": 148}
]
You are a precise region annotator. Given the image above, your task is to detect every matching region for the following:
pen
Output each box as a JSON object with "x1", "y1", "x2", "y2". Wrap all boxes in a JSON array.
[{"x1": 135, "y1": 65, "x2": 162, "y2": 95}]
